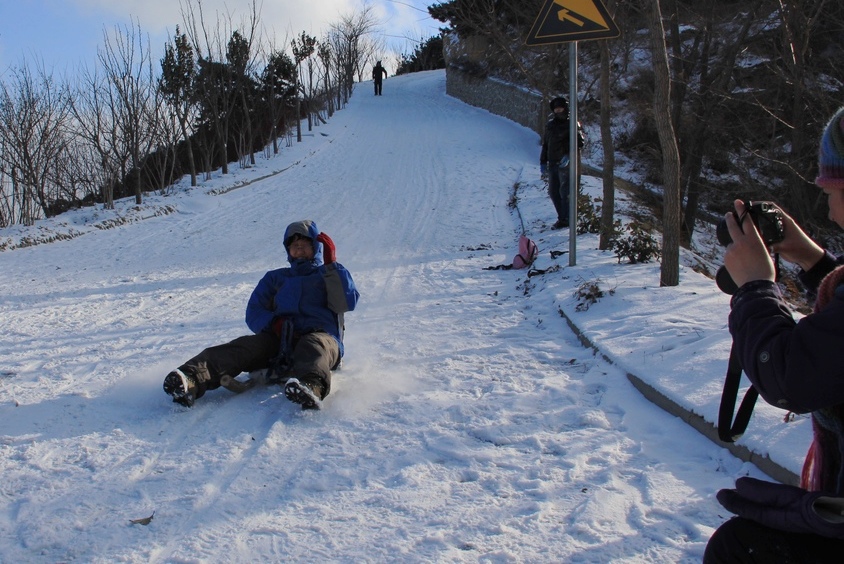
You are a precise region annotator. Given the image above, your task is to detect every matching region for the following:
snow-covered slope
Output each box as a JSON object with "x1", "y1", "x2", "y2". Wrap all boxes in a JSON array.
[{"x1": 0, "y1": 70, "x2": 768, "y2": 562}]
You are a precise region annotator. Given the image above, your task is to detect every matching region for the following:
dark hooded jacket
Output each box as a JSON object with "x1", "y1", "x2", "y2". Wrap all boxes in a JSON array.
[
  {"x1": 245, "y1": 220, "x2": 359, "y2": 356},
  {"x1": 729, "y1": 251, "x2": 844, "y2": 414},
  {"x1": 373, "y1": 62, "x2": 387, "y2": 82},
  {"x1": 540, "y1": 111, "x2": 585, "y2": 165}
]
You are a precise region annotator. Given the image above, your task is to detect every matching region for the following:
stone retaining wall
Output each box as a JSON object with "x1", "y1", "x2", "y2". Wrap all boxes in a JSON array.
[{"x1": 445, "y1": 66, "x2": 546, "y2": 138}]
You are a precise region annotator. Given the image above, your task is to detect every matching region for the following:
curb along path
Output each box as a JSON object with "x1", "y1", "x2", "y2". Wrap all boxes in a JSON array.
[
  {"x1": 515, "y1": 169, "x2": 799, "y2": 486},
  {"x1": 558, "y1": 309, "x2": 798, "y2": 486}
]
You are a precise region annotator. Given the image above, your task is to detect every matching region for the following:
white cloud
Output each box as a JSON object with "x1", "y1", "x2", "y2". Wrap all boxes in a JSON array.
[
  {"x1": 0, "y1": 0, "x2": 439, "y2": 71},
  {"x1": 72, "y1": 0, "x2": 425, "y2": 46}
]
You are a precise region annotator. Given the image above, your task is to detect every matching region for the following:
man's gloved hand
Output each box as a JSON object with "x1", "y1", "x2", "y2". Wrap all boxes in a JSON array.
[
  {"x1": 317, "y1": 232, "x2": 336, "y2": 264},
  {"x1": 717, "y1": 476, "x2": 844, "y2": 539},
  {"x1": 540, "y1": 163, "x2": 548, "y2": 179}
]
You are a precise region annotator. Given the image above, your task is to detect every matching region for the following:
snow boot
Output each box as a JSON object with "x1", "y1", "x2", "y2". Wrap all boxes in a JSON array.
[
  {"x1": 284, "y1": 375, "x2": 324, "y2": 410},
  {"x1": 163, "y1": 368, "x2": 198, "y2": 407}
]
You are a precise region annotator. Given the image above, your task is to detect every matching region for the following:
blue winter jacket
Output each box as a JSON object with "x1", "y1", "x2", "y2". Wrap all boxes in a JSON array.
[
  {"x1": 245, "y1": 220, "x2": 359, "y2": 356},
  {"x1": 729, "y1": 251, "x2": 844, "y2": 414}
]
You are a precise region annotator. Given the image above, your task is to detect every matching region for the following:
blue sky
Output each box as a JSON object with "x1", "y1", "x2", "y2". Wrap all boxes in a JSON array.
[{"x1": 0, "y1": 0, "x2": 441, "y2": 72}]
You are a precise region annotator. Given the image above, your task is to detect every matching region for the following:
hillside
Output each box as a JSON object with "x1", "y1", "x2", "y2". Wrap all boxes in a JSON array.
[{"x1": 0, "y1": 70, "x2": 781, "y2": 562}]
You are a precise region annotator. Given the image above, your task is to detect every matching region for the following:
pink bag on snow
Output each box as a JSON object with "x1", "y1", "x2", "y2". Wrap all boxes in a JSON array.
[{"x1": 512, "y1": 234, "x2": 538, "y2": 269}]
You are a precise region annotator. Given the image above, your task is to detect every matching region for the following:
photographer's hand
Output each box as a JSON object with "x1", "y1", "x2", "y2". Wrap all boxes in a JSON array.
[
  {"x1": 717, "y1": 477, "x2": 844, "y2": 540},
  {"x1": 723, "y1": 200, "x2": 776, "y2": 287},
  {"x1": 770, "y1": 210, "x2": 825, "y2": 272}
]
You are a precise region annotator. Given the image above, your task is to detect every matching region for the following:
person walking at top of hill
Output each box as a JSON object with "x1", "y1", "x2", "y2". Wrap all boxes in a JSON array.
[
  {"x1": 163, "y1": 219, "x2": 359, "y2": 410},
  {"x1": 373, "y1": 60, "x2": 387, "y2": 96},
  {"x1": 540, "y1": 96, "x2": 584, "y2": 229},
  {"x1": 704, "y1": 107, "x2": 844, "y2": 562}
]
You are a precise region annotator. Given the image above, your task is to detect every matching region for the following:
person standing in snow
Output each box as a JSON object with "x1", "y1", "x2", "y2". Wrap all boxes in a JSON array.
[
  {"x1": 540, "y1": 96, "x2": 584, "y2": 229},
  {"x1": 372, "y1": 60, "x2": 387, "y2": 96},
  {"x1": 163, "y1": 220, "x2": 359, "y2": 410},
  {"x1": 704, "y1": 108, "x2": 844, "y2": 561}
]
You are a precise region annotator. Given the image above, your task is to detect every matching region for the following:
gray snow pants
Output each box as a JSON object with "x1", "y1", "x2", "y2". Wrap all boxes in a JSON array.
[{"x1": 179, "y1": 330, "x2": 339, "y2": 400}]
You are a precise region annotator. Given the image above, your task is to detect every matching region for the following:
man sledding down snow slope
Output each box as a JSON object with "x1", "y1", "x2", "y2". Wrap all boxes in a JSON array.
[{"x1": 163, "y1": 219, "x2": 360, "y2": 410}]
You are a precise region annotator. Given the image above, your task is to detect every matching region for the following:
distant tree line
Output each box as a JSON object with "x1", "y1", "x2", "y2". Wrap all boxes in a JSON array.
[
  {"x1": 0, "y1": 2, "x2": 390, "y2": 227},
  {"x1": 430, "y1": 0, "x2": 844, "y2": 285},
  {"x1": 395, "y1": 36, "x2": 446, "y2": 75}
]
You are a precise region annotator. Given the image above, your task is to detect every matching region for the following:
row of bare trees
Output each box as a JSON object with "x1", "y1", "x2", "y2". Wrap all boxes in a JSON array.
[
  {"x1": 640, "y1": 0, "x2": 843, "y2": 284},
  {"x1": 0, "y1": 1, "x2": 385, "y2": 227},
  {"x1": 430, "y1": 0, "x2": 844, "y2": 286}
]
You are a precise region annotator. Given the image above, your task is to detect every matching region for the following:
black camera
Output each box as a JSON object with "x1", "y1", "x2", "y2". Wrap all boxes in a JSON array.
[
  {"x1": 715, "y1": 201, "x2": 785, "y2": 294},
  {"x1": 716, "y1": 201, "x2": 785, "y2": 247}
]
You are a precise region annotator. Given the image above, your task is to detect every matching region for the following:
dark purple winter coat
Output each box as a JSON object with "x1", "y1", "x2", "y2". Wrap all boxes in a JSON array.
[{"x1": 728, "y1": 251, "x2": 844, "y2": 414}]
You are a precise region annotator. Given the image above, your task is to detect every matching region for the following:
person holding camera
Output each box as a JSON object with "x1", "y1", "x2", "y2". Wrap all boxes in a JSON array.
[{"x1": 704, "y1": 109, "x2": 844, "y2": 561}]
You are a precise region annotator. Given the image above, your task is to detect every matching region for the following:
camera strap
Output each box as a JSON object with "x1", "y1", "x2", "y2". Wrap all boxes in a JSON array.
[{"x1": 717, "y1": 342, "x2": 759, "y2": 442}]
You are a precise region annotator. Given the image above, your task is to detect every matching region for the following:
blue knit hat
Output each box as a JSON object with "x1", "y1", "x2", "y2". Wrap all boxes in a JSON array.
[{"x1": 816, "y1": 107, "x2": 844, "y2": 190}]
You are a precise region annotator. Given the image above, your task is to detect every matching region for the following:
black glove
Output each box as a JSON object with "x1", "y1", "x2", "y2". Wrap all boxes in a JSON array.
[{"x1": 717, "y1": 476, "x2": 844, "y2": 539}]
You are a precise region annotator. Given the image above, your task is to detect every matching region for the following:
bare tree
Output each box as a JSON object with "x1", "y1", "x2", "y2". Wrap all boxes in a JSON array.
[
  {"x1": 325, "y1": 30, "x2": 352, "y2": 108},
  {"x1": 598, "y1": 37, "x2": 616, "y2": 251},
  {"x1": 70, "y1": 64, "x2": 125, "y2": 210},
  {"x1": 98, "y1": 20, "x2": 159, "y2": 205},
  {"x1": 317, "y1": 41, "x2": 334, "y2": 119},
  {"x1": 770, "y1": 0, "x2": 831, "y2": 220},
  {"x1": 0, "y1": 62, "x2": 72, "y2": 224},
  {"x1": 180, "y1": 0, "x2": 261, "y2": 175},
  {"x1": 357, "y1": 35, "x2": 385, "y2": 83},
  {"x1": 181, "y1": 0, "x2": 233, "y2": 175},
  {"x1": 144, "y1": 85, "x2": 182, "y2": 193},
  {"x1": 647, "y1": 0, "x2": 681, "y2": 286},
  {"x1": 330, "y1": 5, "x2": 381, "y2": 103},
  {"x1": 675, "y1": 2, "x2": 762, "y2": 245},
  {"x1": 305, "y1": 36, "x2": 321, "y2": 131},
  {"x1": 291, "y1": 31, "x2": 317, "y2": 142},
  {"x1": 51, "y1": 133, "x2": 101, "y2": 206},
  {"x1": 0, "y1": 159, "x2": 12, "y2": 227}
]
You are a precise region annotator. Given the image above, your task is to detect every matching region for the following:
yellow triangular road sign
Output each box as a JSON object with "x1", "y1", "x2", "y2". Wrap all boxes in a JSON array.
[{"x1": 526, "y1": 0, "x2": 620, "y2": 45}]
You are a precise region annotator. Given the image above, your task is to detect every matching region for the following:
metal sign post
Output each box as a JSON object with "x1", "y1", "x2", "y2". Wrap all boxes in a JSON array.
[
  {"x1": 568, "y1": 41, "x2": 578, "y2": 266},
  {"x1": 525, "y1": 0, "x2": 620, "y2": 266}
]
